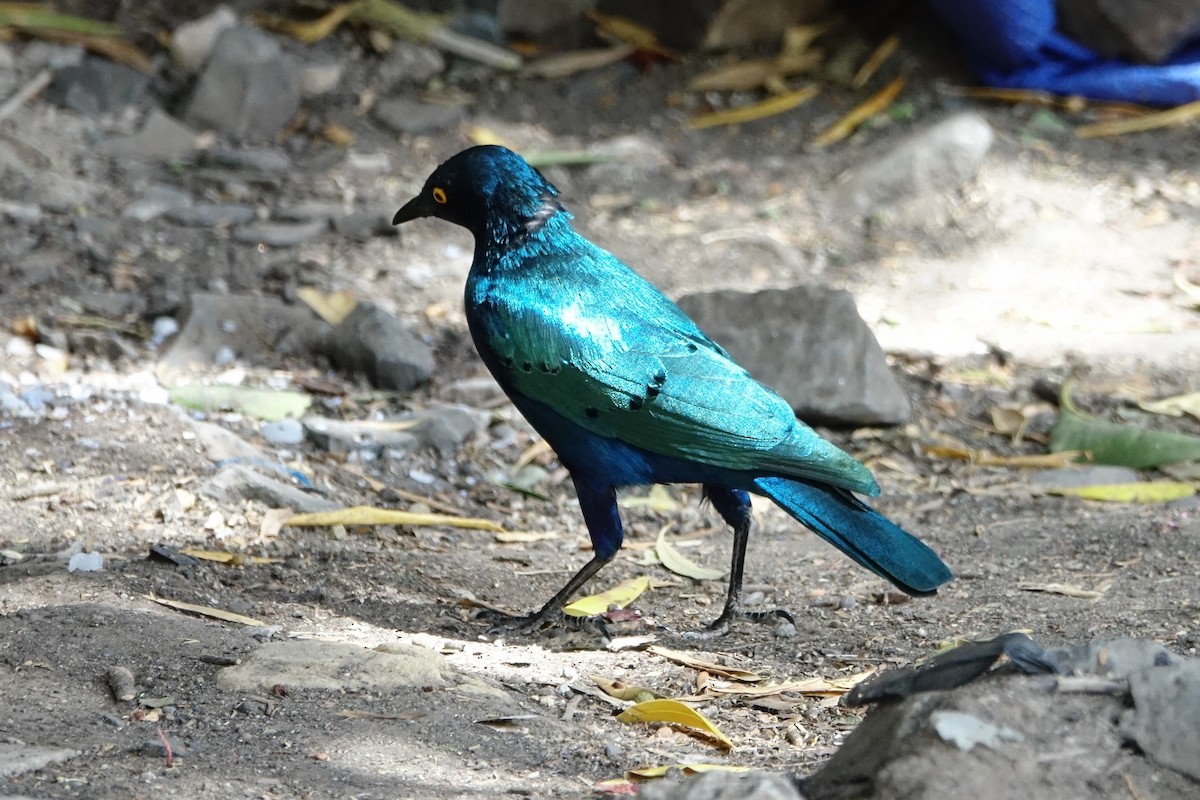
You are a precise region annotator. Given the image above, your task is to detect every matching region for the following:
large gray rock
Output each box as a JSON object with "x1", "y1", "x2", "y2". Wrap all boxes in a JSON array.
[
  {"x1": 323, "y1": 303, "x2": 434, "y2": 393},
  {"x1": 676, "y1": 285, "x2": 910, "y2": 426},
  {"x1": 1121, "y1": 660, "x2": 1200, "y2": 780},
  {"x1": 1057, "y1": 0, "x2": 1200, "y2": 63},
  {"x1": 159, "y1": 292, "x2": 329, "y2": 370},
  {"x1": 372, "y1": 97, "x2": 466, "y2": 136},
  {"x1": 833, "y1": 113, "x2": 994, "y2": 218},
  {"x1": 183, "y1": 27, "x2": 300, "y2": 141},
  {"x1": 200, "y1": 464, "x2": 338, "y2": 514}
]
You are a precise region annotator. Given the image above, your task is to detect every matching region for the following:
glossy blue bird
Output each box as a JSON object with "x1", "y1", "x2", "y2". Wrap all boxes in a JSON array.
[{"x1": 393, "y1": 145, "x2": 952, "y2": 635}]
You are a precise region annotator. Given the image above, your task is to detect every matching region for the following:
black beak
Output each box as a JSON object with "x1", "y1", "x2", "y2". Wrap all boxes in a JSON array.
[{"x1": 392, "y1": 195, "x2": 429, "y2": 225}]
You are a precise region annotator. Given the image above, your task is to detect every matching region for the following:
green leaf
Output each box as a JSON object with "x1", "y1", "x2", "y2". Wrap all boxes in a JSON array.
[
  {"x1": 1047, "y1": 482, "x2": 1195, "y2": 503},
  {"x1": 169, "y1": 385, "x2": 311, "y2": 421},
  {"x1": 1049, "y1": 381, "x2": 1200, "y2": 468},
  {"x1": 655, "y1": 527, "x2": 724, "y2": 582}
]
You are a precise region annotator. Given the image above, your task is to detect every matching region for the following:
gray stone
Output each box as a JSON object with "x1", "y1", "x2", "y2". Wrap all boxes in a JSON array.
[
  {"x1": 0, "y1": 200, "x2": 41, "y2": 224},
  {"x1": 638, "y1": 770, "x2": 803, "y2": 800},
  {"x1": 122, "y1": 184, "x2": 194, "y2": 221},
  {"x1": 159, "y1": 292, "x2": 329, "y2": 370},
  {"x1": 170, "y1": 5, "x2": 237, "y2": 72},
  {"x1": 374, "y1": 40, "x2": 446, "y2": 88},
  {"x1": 187, "y1": 418, "x2": 268, "y2": 463},
  {"x1": 303, "y1": 417, "x2": 420, "y2": 456},
  {"x1": 324, "y1": 303, "x2": 434, "y2": 392},
  {"x1": 1122, "y1": 660, "x2": 1200, "y2": 780},
  {"x1": 498, "y1": 0, "x2": 595, "y2": 39},
  {"x1": 1049, "y1": 638, "x2": 1177, "y2": 680},
  {"x1": 100, "y1": 110, "x2": 199, "y2": 162},
  {"x1": 184, "y1": 27, "x2": 301, "y2": 141},
  {"x1": 1057, "y1": 0, "x2": 1200, "y2": 63},
  {"x1": 215, "y1": 640, "x2": 452, "y2": 692},
  {"x1": 0, "y1": 743, "x2": 79, "y2": 777},
  {"x1": 301, "y1": 60, "x2": 344, "y2": 97},
  {"x1": 165, "y1": 203, "x2": 255, "y2": 228},
  {"x1": 260, "y1": 418, "x2": 304, "y2": 446},
  {"x1": 200, "y1": 464, "x2": 338, "y2": 513},
  {"x1": 47, "y1": 57, "x2": 149, "y2": 116},
  {"x1": 372, "y1": 97, "x2": 467, "y2": 136},
  {"x1": 233, "y1": 218, "x2": 327, "y2": 247},
  {"x1": 676, "y1": 285, "x2": 910, "y2": 426},
  {"x1": 1029, "y1": 465, "x2": 1139, "y2": 488},
  {"x1": 201, "y1": 148, "x2": 291, "y2": 173},
  {"x1": 833, "y1": 113, "x2": 994, "y2": 218}
]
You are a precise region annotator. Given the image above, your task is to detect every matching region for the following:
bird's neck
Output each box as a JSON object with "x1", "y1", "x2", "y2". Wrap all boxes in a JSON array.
[{"x1": 479, "y1": 192, "x2": 574, "y2": 259}]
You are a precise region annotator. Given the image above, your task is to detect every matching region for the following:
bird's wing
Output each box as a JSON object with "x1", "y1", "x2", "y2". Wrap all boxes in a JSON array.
[{"x1": 476, "y1": 261, "x2": 876, "y2": 494}]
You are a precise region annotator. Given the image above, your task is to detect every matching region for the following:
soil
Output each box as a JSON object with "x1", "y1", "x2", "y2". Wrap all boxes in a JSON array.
[{"x1": 2, "y1": 8, "x2": 1200, "y2": 800}]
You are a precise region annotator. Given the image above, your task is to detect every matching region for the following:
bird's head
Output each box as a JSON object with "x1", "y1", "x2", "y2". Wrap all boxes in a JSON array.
[{"x1": 392, "y1": 145, "x2": 567, "y2": 244}]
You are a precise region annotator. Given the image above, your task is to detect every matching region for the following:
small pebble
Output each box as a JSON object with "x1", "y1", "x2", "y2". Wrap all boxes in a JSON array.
[
  {"x1": 261, "y1": 418, "x2": 304, "y2": 446},
  {"x1": 68, "y1": 551, "x2": 103, "y2": 572}
]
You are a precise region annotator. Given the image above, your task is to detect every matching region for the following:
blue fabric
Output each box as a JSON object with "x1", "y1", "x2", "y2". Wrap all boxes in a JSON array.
[{"x1": 927, "y1": 0, "x2": 1200, "y2": 106}]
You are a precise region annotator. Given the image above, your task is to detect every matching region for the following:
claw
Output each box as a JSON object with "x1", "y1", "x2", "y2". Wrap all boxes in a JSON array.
[
  {"x1": 475, "y1": 607, "x2": 611, "y2": 641},
  {"x1": 680, "y1": 605, "x2": 795, "y2": 639}
]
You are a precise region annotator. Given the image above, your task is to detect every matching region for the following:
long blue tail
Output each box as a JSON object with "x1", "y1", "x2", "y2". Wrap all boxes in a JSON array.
[{"x1": 755, "y1": 476, "x2": 952, "y2": 596}]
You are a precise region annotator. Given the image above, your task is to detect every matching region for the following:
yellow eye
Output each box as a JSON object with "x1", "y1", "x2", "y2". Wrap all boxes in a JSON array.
[{"x1": 432, "y1": 187, "x2": 448, "y2": 204}]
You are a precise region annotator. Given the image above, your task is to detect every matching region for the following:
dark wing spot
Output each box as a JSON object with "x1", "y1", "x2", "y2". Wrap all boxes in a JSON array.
[
  {"x1": 685, "y1": 343, "x2": 698, "y2": 352},
  {"x1": 652, "y1": 370, "x2": 667, "y2": 386},
  {"x1": 646, "y1": 385, "x2": 660, "y2": 399},
  {"x1": 585, "y1": 407, "x2": 600, "y2": 419},
  {"x1": 628, "y1": 396, "x2": 644, "y2": 411},
  {"x1": 521, "y1": 362, "x2": 533, "y2": 373}
]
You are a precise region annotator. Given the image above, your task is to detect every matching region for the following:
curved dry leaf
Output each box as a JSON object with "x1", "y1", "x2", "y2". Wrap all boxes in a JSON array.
[
  {"x1": 145, "y1": 595, "x2": 264, "y2": 626},
  {"x1": 813, "y1": 73, "x2": 906, "y2": 146},
  {"x1": 656, "y1": 527, "x2": 724, "y2": 582},
  {"x1": 1139, "y1": 392, "x2": 1200, "y2": 420},
  {"x1": 617, "y1": 699, "x2": 733, "y2": 749},
  {"x1": 286, "y1": 506, "x2": 504, "y2": 532},
  {"x1": 563, "y1": 576, "x2": 650, "y2": 618},
  {"x1": 591, "y1": 675, "x2": 660, "y2": 702},
  {"x1": 647, "y1": 645, "x2": 762, "y2": 682},
  {"x1": 689, "y1": 85, "x2": 819, "y2": 130}
]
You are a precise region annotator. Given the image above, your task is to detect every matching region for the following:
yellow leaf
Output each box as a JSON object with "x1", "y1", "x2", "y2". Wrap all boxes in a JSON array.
[
  {"x1": 263, "y1": 1, "x2": 362, "y2": 44},
  {"x1": 587, "y1": 10, "x2": 671, "y2": 56},
  {"x1": 617, "y1": 699, "x2": 733, "y2": 750},
  {"x1": 179, "y1": 549, "x2": 282, "y2": 566},
  {"x1": 655, "y1": 526, "x2": 724, "y2": 582},
  {"x1": 813, "y1": 73, "x2": 906, "y2": 146},
  {"x1": 286, "y1": 505, "x2": 505, "y2": 532},
  {"x1": 1048, "y1": 482, "x2": 1195, "y2": 503},
  {"x1": 525, "y1": 45, "x2": 635, "y2": 79},
  {"x1": 465, "y1": 125, "x2": 511, "y2": 147},
  {"x1": 852, "y1": 34, "x2": 900, "y2": 88},
  {"x1": 145, "y1": 594, "x2": 265, "y2": 626},
  {"x1": 626, "y1": 764, "x2": 753, "y2": 781},
  {"x1": 688, "y1": 85, "x2": 819, "y2": 130},
  {"x1": 1139, "y1": 391, "x2": 1200, "y2": 420},
  {"x1": 564, "y1": 576, "x2": 650, "y2": 617},
  {"x1": 296, "y1": 287, "x2": 357, "y2": 326},
  {"x1": 1076, "y1": 98, "x2": 1200, "y2": 138},
  {"x1": 620, "y1": 485, "x2": 679, "y2": 511},
  {"x1": 646, "y1": 645, "x2": 762, "y2": 682}
]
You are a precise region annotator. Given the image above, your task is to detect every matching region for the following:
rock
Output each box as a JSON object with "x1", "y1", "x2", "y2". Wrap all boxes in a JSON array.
[
  {"x1": 1121, "y1": 660, "x2": 1200, "y2": 780},
  {"x1": 372, "y1": 97, "x2": 467, "y2": 136},
  {"x1": 303, "y1": 406, "x2": 482, "y2": 457},
  {"x1": 199, "y1": 464, "x2": 338, "y2": 513},
  {"x1": 201, "y1": 148, "x2": 291, "y2": 173},
  {"x1": 183, "y1": 26, "x2": 301, "y2": 141},
  {"x1": 333, "y1": 211, "x2": 398, "y2": 242},
  {"x1": 216, "y1": 640, "x2": 453, "y2": 692},
  {"x1": 47, "y1": 57, "x2": 149, "y2": 116},
  {"x1": 498, "y1": 0, "x2": 595, "y2": 43},
  {"x1": 260, "y1": 418, "x2": 304, "y2": 446},
  {"x1": 1049, "y1": 638, "x2": 1177, "y2": 679},
  {"x1": 301, "y1": 60, "x2": 344, "y2": 97},
  {"x1": 374, "y1": 40, "x2": 446, "y2": 88},
  {"x1": 187, "y1": 418, "x2": 268, "y2": 463},
  {"x1": 170, "y1": 5, "x2": 237, "y2": 72},
  {"x1": 233, "y1": 218, "x2": 327, "y2": 247},
  {"x1": 323, "y1": 303, "x2": 434, "y2": 392},
  {"x1": 1029, "y1": 465, "x2": 1139, "y2": 488},
  {"x1": 67, "y1": 552, "x2": 103, "y2": 572},
  {"x1": 159, "y1": 292, "x2": 329, "y2": 370},
  {"x1": 165, "y1": 203, "x2": 255, "y2": 228},
  {"x1": 1057, "y1": 0, "x2": 1200, "y2": 63},
  {"x1": 442, "y1": 376, "x2": 505, "y2": 406},
  {"x1": 676, "y1": 285, "x2": 911, "y2": 426},
  {"x1": 832, "y1": 113, "x2": 994, "y2": 218},
  {"x1": 0, "y1": 743, "x2": 79, "y2": 778},
  {"x1": 100, "y1": 110, "x2": 199, "y2": 162},
  {"x1": 638, "y1": 770, "x2": 803, "y2": 800},
  {"x1": 0, "y1": 200, "x2": 41, "y2": 224},
  {"x1": 78, "y1": 291, "x2": 145, "y2": 319},
  {"x1": 303, "y1": 417, "x2": 420, "y2": 456},
  {"x1": 122, "y1": 184, "x2": 194, "y2": 222}
]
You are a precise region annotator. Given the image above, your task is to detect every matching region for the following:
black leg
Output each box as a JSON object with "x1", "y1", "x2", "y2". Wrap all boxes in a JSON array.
[
  {"x1": 481, "y1": 475, "x2": 622, "y2": 637},
  {"x1": 691, "y1": 485, "x2": 795, "y2": 637}
]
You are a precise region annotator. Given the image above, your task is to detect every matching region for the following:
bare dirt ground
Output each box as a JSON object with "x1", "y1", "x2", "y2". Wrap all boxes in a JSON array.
[{"x1": 2, "y1": 12, "x2": 1200, "y2": 800}]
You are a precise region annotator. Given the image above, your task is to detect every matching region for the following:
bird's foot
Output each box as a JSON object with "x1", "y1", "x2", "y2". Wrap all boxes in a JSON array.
[
  {"x1": 680, "y1": 606, "x2": 796, "y2": 640},
  {"x1": 476, "y1": 607, "x2": 610, "y2": 640}
]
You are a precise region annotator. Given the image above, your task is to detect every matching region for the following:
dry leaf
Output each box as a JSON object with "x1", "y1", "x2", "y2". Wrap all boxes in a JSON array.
[
  {"x1": 179, "y1": 548, "x2": 282, "y2": 566},
  {"x1": 689, "y1": 85, "x2": 819, "y2": 130},
  {"x1": 1139, "y1": 391, "x2": 1200, "y2": 420},
  {"x1": 320, "y1": 122, "x2": 356, "y2": 147},
  {"x1": 924, "y1": 445, "x2": 1081, "y2": 468},
  {"x1": 564, "y1": 576, "x2": 650, "y2": 617},
  {"x1": 1046, "y1": 482, "x2": 1195, "y2": 503},
  {"x1": 259, "y1": 507, "x2": 293, "y2": 539},
  {"x1": 286, "y1": 506, "x2": 505, "y2": 532},
  {"x1": 706, "y1": 669, "x2": 875, "y2": 698},
  {"x1": 587, "y1": 10, "x2": 672, "y2": 57},
  {"x1": 465, "y1": 125, "x2": 510, "y2": 147},
  {"x1": 1018, "y1": 582, "x2": 1106, "y2": 600},
  {"x1": 617, "y1": 699, "x2": 732, "y2": 749},
  {"x1": 1076, "y1": 98, "x2": 1200, "y2": 138},
  {"x1": 145, "y1": 595, "x2": 265, "y2": 626},
  {"x1": 655, "y1": 526, "x2": 724, "y2": 582},
  {"x1": 525, "y1": 45, "x2": 635, "y2": 79},
  {"x1": 813, "y1": 73, "x2": 906, "y2": 146},
  {"x1": 592, "y1": 675, "x2": 660, "y2": 702},
  {"x1": 626, "y1": 764, "x2": 753, "y2": 781},
  {"x1": 620, "y1": 485, "x2": 679, "y2": 511},
  {"x1": 267, "y1": 1, "x2": 361, "y2": 44},
  {"x1": 852, "y1": 34, "x2": 899, "y2": 89},
  {"x1": 989, "y1": 406, "x2": 1027, "y2": 436},
  {"x1": 296, "y1": 287, "x2": 357, "y2": 326},
  {"x1": 647, "y1": 645, "x2": 762, "y2": 682}
]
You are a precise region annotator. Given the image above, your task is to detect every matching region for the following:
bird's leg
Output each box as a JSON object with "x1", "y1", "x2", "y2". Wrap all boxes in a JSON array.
[
  {"x1": 689, "y1": 485, "x2": 796, "y2": 637},
  {"x1": 480, "y1": 476, "x2": 622, "y2": 638}
]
